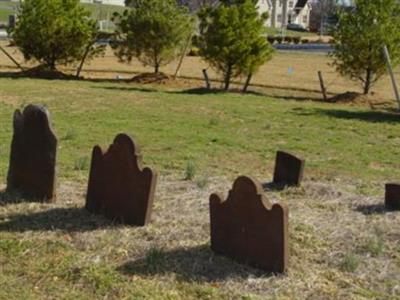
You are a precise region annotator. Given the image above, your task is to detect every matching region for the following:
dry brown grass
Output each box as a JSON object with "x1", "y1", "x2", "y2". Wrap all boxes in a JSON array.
[
  {"x1": 1, "y1": 174, "x2": 399, "y2": 299},
  {"x1": 0, "y1": 42, "x2": 399, "y2": 108}
]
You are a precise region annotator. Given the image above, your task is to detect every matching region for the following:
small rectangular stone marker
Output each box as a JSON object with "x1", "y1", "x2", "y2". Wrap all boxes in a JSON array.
[
  {"x1": 210, "y1": 176, "x2": 289, "y2": 273},
  {"x1": 273, "y1": 151, "x2": 305, "y2": 186},
  {"x1": 86, "y1": 134, "x2": 157, "y2": 226},
  {"x1": 6, "y1": 104, "x2": 57, "y2": 202},
  {"x1": 385, "y1": 183, "x2": 400, "y2": 210}
]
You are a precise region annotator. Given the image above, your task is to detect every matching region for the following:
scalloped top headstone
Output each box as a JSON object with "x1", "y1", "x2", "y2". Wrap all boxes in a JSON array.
[
  {"x1": 6, "y1": 104, "x2": 57, "y2": 202},
  {"x1": 86, "y1": 134, "x2": 157, "y2": 226},
  {"x1": 273, "y1": 151, "x2": 305, "y2": 186},
  {"x1": 210, "y1": 176, "x2": 289, "y2": 273}
]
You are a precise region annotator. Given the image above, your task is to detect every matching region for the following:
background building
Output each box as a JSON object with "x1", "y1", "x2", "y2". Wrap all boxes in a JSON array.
[{"x1": 258, "y1": 0, "x2": 312, "y2": 29}]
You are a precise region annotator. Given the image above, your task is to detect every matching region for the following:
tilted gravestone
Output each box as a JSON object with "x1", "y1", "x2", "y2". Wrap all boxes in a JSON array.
[
  {"x1": 6, "y1": 104, "x2": 57, "y2": 202},
  {"x1": 86, "y1": 134, "x2": 157, "y2": 226},
  {"x1": 273, "y1": 151, "x2": 305, "y2": 186},
  {"x1": 210, "y1": 176, "x2": 289, "y2": 273},
  {"x1": 385, "y1": 183, "x2": 400, "y2": 210}
]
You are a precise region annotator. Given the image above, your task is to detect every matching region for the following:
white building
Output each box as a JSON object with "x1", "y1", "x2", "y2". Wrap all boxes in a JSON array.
[{"x1": 258, "y1": 0, "x2": 312, "y2": 29}]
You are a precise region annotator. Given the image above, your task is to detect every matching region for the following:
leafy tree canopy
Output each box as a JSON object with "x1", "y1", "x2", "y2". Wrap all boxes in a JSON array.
[
  {"x1": 331, "y1": 0, "x2": 400, "y2": 94},
  {"x1": 12, "y1": 0, "x2": 99, "y2": 71},
  {"x1": 198, "y1": 0, "x2": 273, "y2": 90},
  {"x1": 114, "y1": 0, "x2": 194, "y2": 73}
]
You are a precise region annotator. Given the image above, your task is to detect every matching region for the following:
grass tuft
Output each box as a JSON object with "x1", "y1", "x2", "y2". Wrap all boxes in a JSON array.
[
  {"x1": 184, "y1": 160, "x2": 197, "y2": 181},
  {"x1": 340, "y1": 252, "x2": 360, "y2": 273},
  {"x1": 74, "y1": 156, "x2": 90, "y2": 171}
]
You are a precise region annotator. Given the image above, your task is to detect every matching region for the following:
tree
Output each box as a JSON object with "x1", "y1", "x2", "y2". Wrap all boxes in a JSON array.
[
  {"x1": 11, "y1": 0, "x2": 99, "y2": 71},
  {"x1": 331, "y1": 0, "x2": 400, "y2": 94},
  {"x1": 309, "y1": 0, "x2": 339, "y2": 33},
  {"x1": 198, "y1": 0, "x2": 273, "y2": 91},
  {"x1": 114, "y1": 0, "x2": 194, "y2": 74}
]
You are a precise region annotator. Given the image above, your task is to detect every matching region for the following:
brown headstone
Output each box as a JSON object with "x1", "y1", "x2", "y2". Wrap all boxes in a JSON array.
[
  {"x1": 210, "y1": 176, "x2": 289, "y2": 273},
  {"x1": 273, "y1": 151, "x2": 305, "y2": 186},
  {"x1": 86, "y1": 134, "x2": 157, "y2": 226},
  {"x1": 385, "y1": 183, "x2": 400, "y2": 210},
  {"x1": 6, "y1": 105, "x2": 57, "y2": 202}
]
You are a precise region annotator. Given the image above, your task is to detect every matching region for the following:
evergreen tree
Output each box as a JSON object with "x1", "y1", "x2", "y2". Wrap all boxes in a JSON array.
[
  {"x1": 331, "y1": 0, "x2": 400, "y2": 94},
  {"x1": 114, "y1": 0, "x2": 194, "y2": 74},
  {"x1": 11, "y1": 0, "x2": 99, "y2": 71},
  {"x1": 198, "y1": 0, "x2": 273, "y2": 91}
]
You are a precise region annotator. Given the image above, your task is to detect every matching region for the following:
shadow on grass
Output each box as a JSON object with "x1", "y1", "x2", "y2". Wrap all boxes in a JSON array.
[
  {"x1": 355, "y1": 204, "x2": 391, "y2": 215},
  {"x1": 91, "y1": 85, "x2": 159, "y2": 93},
  {"x1": 262, "y1": 182, "x2": 286, "y2": 192},
  {"x1": 293, "y1": 108, "x2": 400, "y2": 123},
  {"x1": 118, "y1": 244, "x2": 274, "y2": 282},
  {"x1": 0, "y1": 207, "x2": 114, "y2": 232}
]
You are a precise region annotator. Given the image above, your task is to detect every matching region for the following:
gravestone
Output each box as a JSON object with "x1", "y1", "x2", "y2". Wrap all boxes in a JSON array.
[
  {"x1": 273, "y1": 151, "x2": 305, "y2": 186},
  {"x1": 385, "y1": 183, "x2": 400, "y2": 210},
  {"x1": 210, "y1": 176, "x2": 289, "y2": 273},
  {"x1": 6, "y1": 105, "x2": 57, "y2": 202},
  {"x1": 86, "y1": 134, "x2": 157, "y2": 226}
]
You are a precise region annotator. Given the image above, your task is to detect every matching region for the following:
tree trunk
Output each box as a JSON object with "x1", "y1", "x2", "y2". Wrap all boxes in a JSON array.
[
  {"x1": 224, "y1": 64, "x2": 232, "y2": 91},
  {"x1": 363, "y1": 68, "x2": 372, "y2": 94},
  {"x1": 76, "y1": 42, "x2": 93, "y2": 78},
  {"x1": 154, "y1": 64, "x2": 159, "y2": 74},
  {"x1": 242, "y1": 73, "x2": 253, "y2": 93}
]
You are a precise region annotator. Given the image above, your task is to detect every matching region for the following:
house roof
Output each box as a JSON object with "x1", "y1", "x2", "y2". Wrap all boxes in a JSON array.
[{"x1": 295, "y1": 0, "x2": 308, "y2": 8}]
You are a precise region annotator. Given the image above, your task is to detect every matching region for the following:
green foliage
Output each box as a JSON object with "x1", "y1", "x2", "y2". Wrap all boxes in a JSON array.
[
  {"x1": 198, "y1": 0, "x2": 274, "y2": 90},
  {"x1": 184, "y1": 160, "x2": 197, "y2": 180},
  {"x1": 340, "y1": 252, "x2": 360, "y2": 273},
  {"x1": 331, "y1": 0, "x2": 400, "y2": 94},
  {"x1": 113, "y1": 0, "x2": 194, "y2": 73},
  {"x1": 11, "y1": 0, "x2": 100, "y2": 70}
]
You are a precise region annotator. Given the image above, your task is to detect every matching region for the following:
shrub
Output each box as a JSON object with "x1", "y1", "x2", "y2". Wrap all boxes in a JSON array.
[
  {"x1": 267, "y1": 36, "x2": 276, "y2": 44},
  {"x1": 293, "y1": 36, "x2": 301, "y2": 44},
  {"x1": 284, "y1": 36, "x2": 293, "y2": 44},
  {"x1": 275, "y1": 36, "x2": 283, "y2": 44},
  {"x1": 301, "y1": 38, "x2": 309, "y2": 44}
]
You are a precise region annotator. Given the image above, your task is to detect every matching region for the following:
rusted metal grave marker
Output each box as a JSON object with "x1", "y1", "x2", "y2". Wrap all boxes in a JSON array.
[
  {"x1": 7, "y1": 104, "x2": 57, "y2": 202},
  {"x1": 86, "y1": 134, "x2": 157, "y2": 226},
  {"x1": 210, "y1": 176, "x2": 289, "y2": 273}
]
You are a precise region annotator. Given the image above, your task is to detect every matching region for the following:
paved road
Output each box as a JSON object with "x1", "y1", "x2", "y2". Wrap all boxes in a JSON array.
[{"x1": 274, "y1": 43, "x2": 333, "y2": 53}]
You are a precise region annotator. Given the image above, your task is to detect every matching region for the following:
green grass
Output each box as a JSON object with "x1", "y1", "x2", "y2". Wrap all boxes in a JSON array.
[
  {"x1": 0, "y1": 78, "x2": 399, "y2": 184},
  {"x1": 0, "y1": 78, "x2": 400, "y2": 299},
  {"x1": 265, "y1": 26, "x2": 316, "y2": 37}
]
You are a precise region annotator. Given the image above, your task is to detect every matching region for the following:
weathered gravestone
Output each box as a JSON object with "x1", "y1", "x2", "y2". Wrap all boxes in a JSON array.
[
  {"x1": 385, "y1": 183, "x2": 400, "y2": 210},
  {"x1": 86, "y1": 134, "x2": 157, "y2": 226},
  {"x1": 273, "y1": 151, "x2": 305, "y2": 186},
  {"x1": 6, "y1": 104, "x2": 57, "y2": 202},
  {"x1": 210, "y1": 176, "x2": 289, "y2": 273}
]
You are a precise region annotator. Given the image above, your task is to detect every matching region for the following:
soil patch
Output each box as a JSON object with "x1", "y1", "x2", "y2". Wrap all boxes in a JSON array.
[
  {"x1": 130, "y1": 72, "x2": 174, "y2": 84},
  {"x1": 18, "y1": 65, "x2": 77, "y2": 80}
]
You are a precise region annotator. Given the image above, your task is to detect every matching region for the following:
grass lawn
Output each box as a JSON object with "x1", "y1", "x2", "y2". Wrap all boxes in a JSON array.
[
  {"x1": 0, "y1": 77, "x2": 400, "y2": 299},
  {"x1": 265, "y1": 26, "x2": 317, "y2": 37}
]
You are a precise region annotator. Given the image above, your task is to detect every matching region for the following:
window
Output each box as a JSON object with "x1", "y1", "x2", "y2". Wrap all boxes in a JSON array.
[
  {"x1": 289, "y1": 1, "x2": 294, "y2": 8},
  {"x1": 277, "y1": 14, "x2": 282, "y2": 22},
  {"x1": 303, "y1": 15, "x2": 308, "y2": 23}
]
